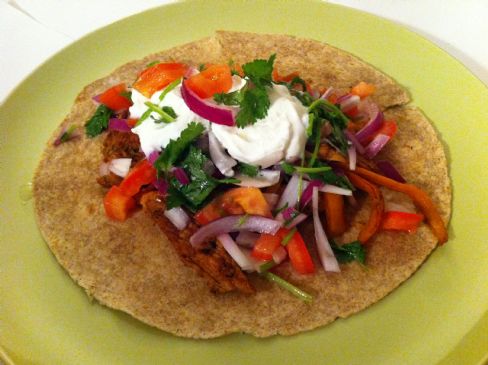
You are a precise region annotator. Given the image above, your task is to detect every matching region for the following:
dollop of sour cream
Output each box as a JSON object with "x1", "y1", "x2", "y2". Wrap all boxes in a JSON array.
[{"x1": 130, "y1": 77, "x2": 308, "y2": 168}]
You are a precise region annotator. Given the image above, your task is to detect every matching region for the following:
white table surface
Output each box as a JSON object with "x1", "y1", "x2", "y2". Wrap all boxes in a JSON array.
[{"x1": 1, "y1": 0, "x2": 487, "y2": 103}]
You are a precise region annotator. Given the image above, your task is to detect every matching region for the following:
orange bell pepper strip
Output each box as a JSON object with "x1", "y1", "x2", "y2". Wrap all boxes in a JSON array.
[
  {"x1": 251, "y1": 228, "x2": 286, "y2": 261},
  {"x1": 98, "y1": 83, "x2": 133, "y2": 110},
  {"x1": 103, "y1": 186, "x2": 136, "y2": 221},
  {"x1": 185, "y1": 64, "x2": 233, "y2": 99},
  {"x1": 119, "y1": 160, "x2": 157, "y2": 197},
  {"x1": 133, "y1": 62, "x2": 188, "y2": 97},
  {"x1": 345, "y1": 172, "x2": 384, "y2": 244},
  {"x1": 382, "y1": 211, "x2": 424, "y2": 233},
  {"x1": 323, "y1": 192, "x2": 347, "y2": 237},
  {"x1": 285, "y1": 229, "x2": 315, "y2": 274},
  {"x1": 337, "y1": 162, "x2": 448, "y2": 244},
  {"x1": 351, "y1": 81, "x2": 376, "y2": 99}
]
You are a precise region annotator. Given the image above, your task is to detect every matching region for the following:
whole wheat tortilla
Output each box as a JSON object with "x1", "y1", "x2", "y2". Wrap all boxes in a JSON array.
[{"x1": 33, "y1": 31, "x2": 450, "y2": 338}]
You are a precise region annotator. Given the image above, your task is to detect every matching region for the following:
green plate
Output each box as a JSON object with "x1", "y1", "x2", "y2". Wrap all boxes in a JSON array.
[{"x1": 1, "y1": 1, "x2": 487, "y2": 364}]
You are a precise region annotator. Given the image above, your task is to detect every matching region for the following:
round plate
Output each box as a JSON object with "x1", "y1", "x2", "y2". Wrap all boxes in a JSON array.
[{"x1": 1, "y1": 1, "x2": 487, "y2": 364}]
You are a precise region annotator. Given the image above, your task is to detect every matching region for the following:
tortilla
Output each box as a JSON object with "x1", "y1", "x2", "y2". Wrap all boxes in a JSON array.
[{"x1": 32, "y1": 31, "x2": 450, "y2": 338}]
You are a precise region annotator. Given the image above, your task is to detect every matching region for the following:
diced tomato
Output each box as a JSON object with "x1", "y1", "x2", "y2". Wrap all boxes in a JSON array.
[
  {"x1": 185, "y1": 64, "x2": 232, "y2": 99},
  {"x1": 286, "y1": 230, "x2": 315, "y2": 274},
  {"x1": 251, "y1": 228, "x2": 287, "y2": 261},
  {"x1": 103, "y1": 186, "x2": 136, "y2": 221},
  {"x1": 381, "y1": 211, "x2": 424, "y2": 233},
  {"x1": 194, "y1": 187, "x2": 272, "y2": 225},
  {"x1": 133, "y1": 62, "x2": 188, "y2": 97},
  {"x1": 119, "y1": 160, "x2": 157, "y2": 197},
  {"x1": 126, "y1": 118, "x2": 138, "y2": 128},
  {"x1": 98, "y1": 83, "x2": 132, "y2": 111},
  {"x1": 351, "y1": 81, "x2": 376, "y2": 99},
  {"x1": 362, "y1": 120, "x2": 398, "y2": 145}
]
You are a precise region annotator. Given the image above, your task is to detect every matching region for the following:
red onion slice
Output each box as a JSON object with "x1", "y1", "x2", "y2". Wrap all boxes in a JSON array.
[
  {"x1": 376, "y1": 160, "x2": 406, "y2": 183},
  {"x1": 276, "y1": 174, "x2": 300, "y2": 212},
  {"x1": 235, "y1": 231, "x2": 260, "y2": 248},
  {"x1": 218, "y1": 234, "x2": 256, "y2": 272},
  {"x1": 173, "y1": 167, "x2": 190, "y2": 185},
  {"x1": 344, "y1": 129, "x2": 365, "y2": 155},
  {"x1": 320, "y1": 87, "x2": 334, "y2": 100},
  {"x1": 338, "y1": 94, "x2": 360, "y2": 112},
  {"x1": 147, "y1": 150, "x2": 160, "y2": 165},
  {"x1": 284, "y1": 213, "x2": 308, "y2": 229},
  {"x1": 272, "y1": 246, "x2": 288, "y2": 264},
  {"x1": 312, "y1": 187, "x2": 340, "y2": 272},
  {"x1": 209, "y1": 131, "x2": 236, "y2": 177},
  {"x1": 347, "y1": 144, "x2": 357, "y2": 170},
  {"x1": 164, "y1": 207, "x2": 190, "y2": 230},
  {"x1": 153, "y1": 178, "x2": 168, "y2": 194},
  {"x1": 190, "y1": 215, "x2": 282, "y2": 247},
  {"x1": 108, "y1": 118, "x2": 131, "y2": 132},
  {"x1": 355, "y1": 102, "x2": 383, "y2": 143},
  {"x1": 300, "y1": 179, "x2": 323, "y2": 209},
  {"x1": 364, "y1": 133, "x2": 391, "y2": 159},
  {"x1": 109, "y1": 158, "x2": 132, "y2": 177},
  {"x1": 318, "y1": 184, "x2": 353, "y2": 196},
  {"x1": 235, "y1": 170, "x2": 281, "y2": 188},
  {"x1": 181, "y1": 80, "x2": 237, "y2": 126}
]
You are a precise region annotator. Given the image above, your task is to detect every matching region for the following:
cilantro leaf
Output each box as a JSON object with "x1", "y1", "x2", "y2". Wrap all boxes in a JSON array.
[
  {"x1": 236, "y1": 86, "x2": 270, "y2": 128},
  {"x1": 331, "y1": 241, "x2": 366, "y2": 264},
  {"x1": 214, "y1": 90, "x2": 242, "y2": 106},
  {"x1": 85, "y1": 104, "x2": 112, "y2": 137},
  {"x1": 154, "y1": 122, "x2": 205, "y2": 174},
  {"x1": 307, "y1": 160, "x2": 354, "y2": 190},
  {"x1": 242, "y1": 54, "x2": 275, "y2": 86},
  {"x1": 237, "y1": 162, "x2": 259, "y2": 177}
]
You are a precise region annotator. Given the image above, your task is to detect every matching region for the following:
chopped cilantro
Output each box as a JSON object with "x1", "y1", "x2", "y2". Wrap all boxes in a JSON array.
[
  {"x1": 85, "y1": 104, "x2": 112, "y2": 137},
  {"x1": 289, "y1": 76, "x2": 307, "y2": 92},
  {"x1": 154, "y1": 122, "x2": 205, "y2": 175},
  {"x1": 213, "y1": 90, "x2": 241, "y2": 106},
  {"x1": 242, "y1": 54, "x2": 275, "y2": 86},
  {"x1": 144, "y1": 102, "x2": 176, "y2": 123},
  {"x1": 237, "y1": 162, "x2": 259, "y2": 177},
  {"x1": 307, "y1": 160, "x2": 354, "y2": 190},
  {"x1": 331, "y1": 240, "x2": 366, "y2": 264},
  {"x1": 162, "y1": 106, "x2": 177, "y2": 119},
  {"x1": 236, "y1": 86, "x2": 270, "y2": 128}
]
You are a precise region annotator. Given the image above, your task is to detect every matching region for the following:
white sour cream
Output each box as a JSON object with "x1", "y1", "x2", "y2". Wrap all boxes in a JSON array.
[{"x1": 130, "y1": 79, "x2": 308, "y2": 168}]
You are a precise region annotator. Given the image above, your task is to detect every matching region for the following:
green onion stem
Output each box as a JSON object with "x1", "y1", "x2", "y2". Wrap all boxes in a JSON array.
[
  {"x1": 281, "y1": 227, "x2": 297, "y2": 246},
  {"x1": 262, "y1": 272, "x2": 313, "y2": 303},
  {"x1": 259, "y1": 261, "x2": 276, "y2": 272},
  {"x1": 144, "y1": 102, "x2": 176, "y2": 123},
  {"x1": 159, "y1": 77, "x2": 182, "y2": 101},
  {"x1": 294, "y1": 166, "x2": 331, "y2": 173}
]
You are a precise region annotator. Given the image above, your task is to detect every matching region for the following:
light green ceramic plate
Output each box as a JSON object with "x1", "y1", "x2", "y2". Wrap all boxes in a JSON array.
[{"x1": 1, "y1": 1, "x2": 487, "y2": 364}]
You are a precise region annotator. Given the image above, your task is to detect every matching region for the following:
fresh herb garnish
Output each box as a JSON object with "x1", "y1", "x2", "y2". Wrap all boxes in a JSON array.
[
  {"x1": 136, "y1": 108, "x2": 153, "y2": 126},
  {"x1": 281, "y1": 162, "x2": 331, "y2": 174},
  {"x1": 281, "y1": 228, "x2": 297, "y2": 246},
  {"x1": 289, "y1": 76, "x2": 308, "y2": 92},
  {"x1": 237, "y1": 162, "x2": 259, "y2": 177},
  {"x1": 307, "y1": 160, "x2": 354, "y2": 190},
  {"x1": 272, "y1": 202, "x2": 288, "y2": 217},
  {"x1": 162, "y1": 106, "x2": 177, "y2": 119},
  {"x1": 242, "y1": 54, "x2": 275, "y2": 86},
  {"x1": 85, "y1": 104, "x2": 112, "y2": 137},
  {"x1": 159, "y1": 77, "x2": 182, "y2": 101},
  {"x1": 213, "y1": 90, "x2": 241, "y2": 106},
  {"x1": 154, "y1": 122, "x2": 205, "y2": 174},
  {"x1": 258, "y1": 261, "x2": 276, "y2": 272},
  {"x1": 119, "y1": 90, "x2": 132, "y2": 101},
  {"x1": 331, "y1": 240, "x2": 366, "y2": 264},
  {"x1": 262, "y1": 271, "x2": 313, "y2": 303},
  {"x1": 236, "y1": 86, "x2": 270, "y2": 128},
  {"x1": 166, "y1": 145, "x2": 239, "y2": 210},
  {"x1": 144, "y1": 102, "x2": 176, "y2": 123}
]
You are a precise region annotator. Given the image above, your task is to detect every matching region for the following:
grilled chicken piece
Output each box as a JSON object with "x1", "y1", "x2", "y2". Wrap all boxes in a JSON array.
[
  {"x1": 140, "y1": 191, "x2": 255, "y2": 294},
  {"x1": 102, "y1": 130, "x2": 144, "y2": 163}
]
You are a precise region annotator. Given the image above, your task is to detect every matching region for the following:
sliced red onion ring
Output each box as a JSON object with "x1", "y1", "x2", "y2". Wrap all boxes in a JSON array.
[
  {"x1": 355, "y1": 102, "x2": 383, "y2": 143},
  {"x1": 235, "y1": 231, "x2": 260, "y2": 248},
  {"x1": 282, "y1": 206, "x2": 297, "y2": 220},
  {"x1": 276, "y1": 174, "x2": 300, "y2": 213},
  {"x1": 173, "y1": 167, "x2": 190, "y2": 185},
  {"x1": 190, "y1": 215, "x2": 282, "y2": 247},
  {"x1": 284, "y1": 213, "x2": 308, "y2": 229},
  {"x1": 318, "y1": 184, "x2": 353, "y2": 196},
  {"x1": 320, "y1": 87, "x2": 334, "y2": 100},
  {"x1": 234, "y1": 170, "x2": 281, "y2": 188},
  {"x1": 364, "y1": 133, "x2": 391, "y2": 159},
  {"x1": 338, "y1": 94, "x2": 360, "y2": 112},
  {"x1": 181, "y1": 80, "x2": 237, "y2": 126},
  {"x1": 272, "y1": 246, "x2": 288, "y2": 264},
  {"x1": 300, "y1": 179, "x2": 323, "y2": 209},
  {"x1": 208, "y1": 131, "x2": 236, "y2": 177},
  {"x1": 376, "y1": 160, "x2": 406, "y2": 183},
  {"x1": 108, "y1": 118, "x2": 131, "y2": 132},
  {"x1": 153, "y1": 178, "x2": 168, "y2": 194},
  {"x1": 92, "y1": 94, "x2": 101, "y2": 103},
  {"x1": 217, "y1": 234, "x2": 256, "y2": 272},
  {"x1": 263, "y1": 193, "x2": 279, "y2": 209},
  {"x1": 147, "y1": 150, "x2": 160, "y2": 165},
  {"x1": 164, "y1": 207, "x2": 189, "y2": 230},
  {"x1": 109, "y1": 158, "x2": 132, "y2": 177},
  {"x1": 344, "y1": 129, "x2": 365, "y2": 155},
  {"x1": 312, "y1": 187, "x2": 340, "y2": 272},
  {"x1": 347, "y1": 144, "x2": 357, "y2": 170}
]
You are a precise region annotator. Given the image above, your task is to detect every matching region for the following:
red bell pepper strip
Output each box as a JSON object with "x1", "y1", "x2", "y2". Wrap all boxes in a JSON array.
[
  {"x1": 98, "y1": 83, "x2": 133, "y2": 111},
  {"x1": 103, "y1": 186, "x2": 136, "y2": 221},
  {"x1": 119, "y1": 160, "x2": 157, "y2": 197},
  {"x1": 251, "y1": 228, "x2": 286, "y2": 261},
  {"x1": 133, "y1": 62, "x2": 188, "y2": 97},
  {"x1": 382, "y1": 211, "x2": 424, "y2": 233},
  {"x1": 185, "y1": 64, "x2": 233, "y2": 99},
  {"x1": 286, "y1": 230, "x2": 315, "y2": 274}
]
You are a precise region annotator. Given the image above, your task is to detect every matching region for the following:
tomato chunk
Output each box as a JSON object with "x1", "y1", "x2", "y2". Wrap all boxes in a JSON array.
[
  {"x1": 98, "y1": 83, "x2": 132, "y2": 111},
  {"x1": 351, "y1": 81, "x2": 376, "y2": 99},
  {"x1": 251, "y1": 229, "x2": 287, "y2": 261},
  {"x1": 382, "y1": 211, "x2": 424, "y2": 233},
  {"x1": 119, "y1": 160, "x2": 157, "y2": 197},
  {"x1": 286, "y1": 230, "x2": 315, "y2": 274},
  {"x1": 103, "y1": 186, "x2": 136, "y2": 221},
  {"x1": 133, "y1": 62, "x2": 188, "y2": 97},
  {"x1": 194, "y1": 187, "x2": 272, "y2": 225},
  {"x1": 185, "y1": 64, "x2": 232, "y2": 99}
]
